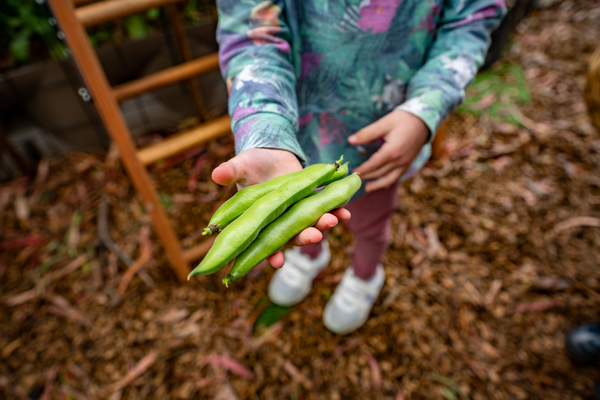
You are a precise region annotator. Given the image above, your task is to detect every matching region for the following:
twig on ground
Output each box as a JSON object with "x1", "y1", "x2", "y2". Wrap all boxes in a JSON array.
[
  {"x1": 326, "y1": 337, "x2": 363, "y2": 366},
  {"x1": 203, "y1": 355, "x2": 254, "y2": 379},
  {"x1": 116, "y1": 225, "x2": 153, "y2": 297},
  {"x1": 484, "y1": 279, "x2": 503, "y2": 306},
  {"x1": 283, "y1": 359, "x2": 313, "y2": 391},
  {"x1": 552, "y1": 216, "x2": 600, "y2": 235},
  {"x1": 108, "y1": 351, "x2": 158, "y2": 393},
  {"x1": 6, "y1": 254, "x2": 89, "y2": 306},
  {"x1": 515, "y1": 298, "x2": 562, "y2": 313},
  {"x1": 40, "y1": 365, "x2": 59, "y2": 400},
  {"x1": 363, "y1": 350, "x2": 382, "y2": 392},
  {"x1": 59, "y1": 385, "x2": 91, "y2": 400},
  {"x1": 98, "y1": 196, "x2": 153, "y2": 287}
]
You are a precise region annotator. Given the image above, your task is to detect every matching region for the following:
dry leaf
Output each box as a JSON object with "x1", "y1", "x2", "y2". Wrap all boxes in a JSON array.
[
  {"x1": 283, "y1": 360, "x2": 313, "y2": 390},
  {"x1": 157, "y1": 309, "x2": 190, "y2": 325},
  {"x1": 363, "y1": 350, "x2": 382, "y2": 392},
  {"x1": 2, "y1": 339, "x2": 22, "y2": 359},
  {"x1": 515, "y1": 298, "x2": 562, "y2": 313},
  {"x1": 203, "y1": 355, "x2": 254, "y2": 380},
  {"x1": 109, "y1": 351, "x2": 158, "y2": 392}
]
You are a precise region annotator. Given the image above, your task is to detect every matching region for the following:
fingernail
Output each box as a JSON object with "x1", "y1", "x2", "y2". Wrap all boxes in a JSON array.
[{"x1": 348, "y1": 135, "x2": 357, "y2": 144}]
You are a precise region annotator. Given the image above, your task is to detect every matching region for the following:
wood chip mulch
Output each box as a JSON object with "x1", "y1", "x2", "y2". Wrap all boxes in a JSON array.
[{"x1": 2, "y1": 1, "x2": 600, "y2": 399}]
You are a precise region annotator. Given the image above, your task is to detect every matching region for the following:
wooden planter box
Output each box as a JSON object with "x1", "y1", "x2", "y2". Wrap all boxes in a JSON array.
[{"x1": 0, "y1": 18, "x2": 227, "y2": 180}]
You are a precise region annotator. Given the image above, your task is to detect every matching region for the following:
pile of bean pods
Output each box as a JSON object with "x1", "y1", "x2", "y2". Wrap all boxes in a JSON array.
[{"x1": 187, "y1": 156, "x2": 362, "y2": 286}]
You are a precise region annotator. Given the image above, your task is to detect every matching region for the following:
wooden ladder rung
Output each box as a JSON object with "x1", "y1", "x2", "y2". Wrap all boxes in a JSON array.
[
  {"x1": 182, "y1": 237, "x2": 215, "y2": 263},
  {"x1": 112, "y1": 52, "x2": 220, "y2": 102},
  {"x1": 137, "y1": 115, "x2": 231, "y2": 165},
  {"x1": 73, "y1": 0, "x2": 95, "y2": 6},
  {"x1": 76, "y1": 0, "x2": 185, "y2": 27}
]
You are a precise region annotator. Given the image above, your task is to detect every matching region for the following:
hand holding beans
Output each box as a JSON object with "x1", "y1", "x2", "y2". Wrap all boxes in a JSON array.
[
  {"x1": 188, "y1": 155, "x2": 358, "y2": 283},
  {"x1": 210, "y1": 148, "x2": 351, "y2": 268}
]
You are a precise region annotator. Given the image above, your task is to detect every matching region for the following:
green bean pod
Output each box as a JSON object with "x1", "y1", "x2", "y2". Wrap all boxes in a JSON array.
[
  {"x1": 203, "y1": 163, "x2": 349, "y2": 235},
  {"x1": 188, "y1": 157, "x2": 344, "y2": 279},
  {"x1": 222, "y1": 173, "x2": 361, "y2": 286}
]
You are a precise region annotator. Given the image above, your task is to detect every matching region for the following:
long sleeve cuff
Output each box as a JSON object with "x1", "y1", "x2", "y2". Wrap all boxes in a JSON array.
[
  {"x1": 232, "y1": 112, "x2": 307, "y2": 164},
  {"x1": 395, "y1": 86, "x2": 456, "y2": 144}
]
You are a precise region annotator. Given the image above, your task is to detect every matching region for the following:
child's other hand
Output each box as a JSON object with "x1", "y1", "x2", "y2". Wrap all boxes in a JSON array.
[
  {"x1": 349, "y1": 110, "x2": 430, "y2": 193},
  {"x1": 211, "y1": 148, "x2": 350, "y2": 268}
]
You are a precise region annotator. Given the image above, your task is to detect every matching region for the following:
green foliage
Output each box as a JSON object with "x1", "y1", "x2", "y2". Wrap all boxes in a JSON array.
[
  {"x1": 124, "y1": 15, "x2": 150, "y2": 40},
  {"x1": 146, "y1": 8, "x2": 161, "y2": 21},
  {"x1": 0, "y1": 0, "x2": 65, "y2": 65},
  {"x1": 158, "y1": 192, "x2": 172, "y2": 209},
  {"x1": 458, "y1": 62, "x2": 531, "y2": 126},
  {"x1": 1, "y1": 0, "x2": 217, "y2": 68},
  {"x1": 254, "y1": 300, "x2": 293, "y2": 328},
  {"x1": 431, "y1": 373, "x2": 469, "y2": 400}
]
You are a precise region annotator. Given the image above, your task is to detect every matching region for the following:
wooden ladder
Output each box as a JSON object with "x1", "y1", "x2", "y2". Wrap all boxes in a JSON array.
[{"x1": 48, "y1": 0, "x2": 230, "y2": 281}]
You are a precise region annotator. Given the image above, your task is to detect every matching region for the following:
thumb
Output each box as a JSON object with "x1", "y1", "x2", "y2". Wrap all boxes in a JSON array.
[
  {"x1": 348, "y1": 117, "x2": 388, "y2": 145},
  {"x1": 211, "y1": 157, "x2": 245, "y2": 186}
]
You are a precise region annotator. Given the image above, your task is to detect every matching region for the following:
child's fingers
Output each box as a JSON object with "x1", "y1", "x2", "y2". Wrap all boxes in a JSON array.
[
  {"x1": 365, "y1": 167, "x2": 404, "y2": 192},
  {"x1": 267, "y1": 251, "x2": 285, "y2": 268},
  {"x1": 330, "y1": 207, "x2": 351, "y2": 222},
  {"x1": 211, "y1": 159, "x2": 244, "y2": 186},
  {"x1": 353, "y1": 145, "x2": 394, "y2": 175},
  {"x1": 359, "y1": 161, "x2": 398, "y2": 180},
  {"x1": 313, "y1": 213, "x2": 338, "y2": 231},
  {"x1": 287, "y1": 227, "x2": 323, "y2": 247},
  {"x1": 348, "y1": 118, "x2": 388, "y2": 145}
]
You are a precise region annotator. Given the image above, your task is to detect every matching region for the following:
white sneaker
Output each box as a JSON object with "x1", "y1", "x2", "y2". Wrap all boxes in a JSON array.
[
  {"x1": 323, "y1": 265, "x2": 385, "y2": 335},
  {"x1": 268, "y1": 241, "x2": 331, "y2": 306}
]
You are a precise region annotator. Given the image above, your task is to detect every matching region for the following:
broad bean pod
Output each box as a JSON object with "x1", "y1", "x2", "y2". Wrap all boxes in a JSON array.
[
  {"x1": 203, "y1": 163, "x2": 349, "y2": 235},
  {"x1": 223, "y1": 173, "x2": 361, "y2": 286},
  {"x1": 188, "y1": 157, "x2": 344, "y2": 278}
]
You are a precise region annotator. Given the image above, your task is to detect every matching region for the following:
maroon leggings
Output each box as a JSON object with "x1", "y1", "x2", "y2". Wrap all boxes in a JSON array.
[{"x1": 300, "y1": 182, "x2": 399, "y2": 280}]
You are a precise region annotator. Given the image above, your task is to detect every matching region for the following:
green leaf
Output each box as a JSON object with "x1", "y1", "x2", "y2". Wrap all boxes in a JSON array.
[
  {"x1": 431, "y1": 373, "x2": 469, "y2": 400},
  {"x1": 254, "y1": 302, "x2": 293, "y2": 328},
  {"x1": 146, "y1": 8, "x2": 160, "y2": 21},
  {"x1": 46, "y1": 239, "x2": 60, "y2": 252},
  {"x1": 40, "y1": 190, "x2": 53, "y2": 203},
  {"x1": 458, "y1": 62, "x2": 531, "y2": 127},
  {"x1": 158, "y1": 192, "x2": 172, "y2": 209},
  {"x1": 81, "y1": 262, "x2": 91, "y2": 274},
  {"x1": 442, "y1": 388, "x2": 458, "y2": 400},
  {"x1": 124, "y1": 15, "x2": 149, "y2": 40},
  {"x1": 71, "y1": 210, "x2": 82, "y2": 227},
  {"x1": 10, "y1": 30, "x2": 31, "y2": 61},
  {"x1": 35, "y1": 253, "x2": 65, "y2": 276}
]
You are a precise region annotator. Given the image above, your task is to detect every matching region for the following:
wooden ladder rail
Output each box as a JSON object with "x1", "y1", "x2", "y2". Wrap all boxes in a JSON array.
[{"x1": 50, "y1": 0, "x2": 230, "y2": 281}]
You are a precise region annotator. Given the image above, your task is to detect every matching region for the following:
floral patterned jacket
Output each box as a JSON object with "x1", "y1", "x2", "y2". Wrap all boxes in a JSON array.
[{"x1": 217, "y1": 0, "x2": 506, "y2": 194}]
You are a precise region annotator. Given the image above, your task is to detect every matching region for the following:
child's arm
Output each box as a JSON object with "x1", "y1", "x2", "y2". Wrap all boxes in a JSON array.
[
  {"x1": 217, "y1": 0, "x2": 305, "y2": 167},
  {"x1": 350, "y1": 0, "x2": 506, "y2": 192},
  {"x1": 214, "y1": 1, "x2": 349, "y2": 267},
  {"x1": 395, "y1": 0, "x2": 507, "y2": 138}
]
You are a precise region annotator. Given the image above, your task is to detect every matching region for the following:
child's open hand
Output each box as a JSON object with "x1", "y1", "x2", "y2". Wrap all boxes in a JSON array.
[
  {"x1": 211, "y1": 148, "x2": 351, "y2": 268},
  {"x1": 349, "y1": 110, "x2": 430, "y2": 193}
]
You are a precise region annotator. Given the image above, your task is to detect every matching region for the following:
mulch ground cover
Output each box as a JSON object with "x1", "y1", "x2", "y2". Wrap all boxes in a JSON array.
[{"x1": 2, "y1": 1, "x2": 600, "y2": 399}]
